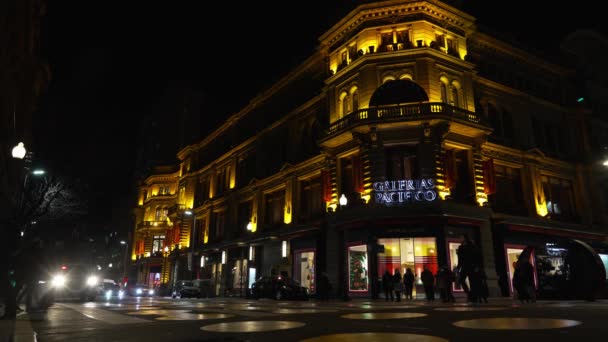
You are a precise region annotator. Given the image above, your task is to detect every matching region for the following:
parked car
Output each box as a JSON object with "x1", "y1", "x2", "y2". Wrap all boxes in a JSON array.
[
  {"x1": 250, "y1": 275, "x2": 309, "y2": 300},
  {"x1": 172, "y1": 279, "x2": 212, "y2": 298},
  {"x1": 127, "y1": 284, "x2": 155, "y2": 297}
]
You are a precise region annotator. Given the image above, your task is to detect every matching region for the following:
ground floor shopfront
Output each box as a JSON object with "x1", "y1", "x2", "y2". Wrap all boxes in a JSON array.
[
  {"x1": 181, "y1": 217, "x2": 608, "y2": 301},
  {"x1": 337, "y1": 218, "x2": 484, "y2": 299}
]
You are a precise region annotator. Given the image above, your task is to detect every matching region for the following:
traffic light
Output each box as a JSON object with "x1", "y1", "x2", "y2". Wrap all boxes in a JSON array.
[{"x1": 8, "y1": 269, "x2": 16, "y2": 288}]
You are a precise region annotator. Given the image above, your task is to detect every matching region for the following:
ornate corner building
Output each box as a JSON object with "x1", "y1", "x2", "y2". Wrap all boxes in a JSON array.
[{"x1": 131, "y1": 0, "x2": 608, "y2": 300}]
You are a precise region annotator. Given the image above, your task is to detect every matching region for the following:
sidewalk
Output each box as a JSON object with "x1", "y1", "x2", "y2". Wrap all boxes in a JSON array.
[{"x1": 0, "y1": 317, "x2": 37, "y2": 342}]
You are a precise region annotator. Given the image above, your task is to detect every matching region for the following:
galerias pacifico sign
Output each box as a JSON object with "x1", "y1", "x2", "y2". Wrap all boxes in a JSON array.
[{"x1": 373, "y1": 179, "x2": 437, "y2": 204}]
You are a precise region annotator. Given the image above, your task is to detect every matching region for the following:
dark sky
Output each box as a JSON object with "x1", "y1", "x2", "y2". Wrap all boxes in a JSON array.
[{"x1": 33, "y1": 1, "x2": 608, "y2": 227}]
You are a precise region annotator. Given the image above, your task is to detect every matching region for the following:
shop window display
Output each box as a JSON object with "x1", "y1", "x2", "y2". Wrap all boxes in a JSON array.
[
  {"x1": 377, "y1": 237, "x2": 438, "y2": 297},
  {"x1": 294, "y1": 250, "x2": 315, "y2": 294},
  {"x1": 348, "y1": 245, "x2": 369, "y2": 292}
]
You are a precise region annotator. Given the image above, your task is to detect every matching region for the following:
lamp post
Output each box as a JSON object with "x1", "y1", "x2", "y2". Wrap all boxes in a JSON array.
[
  {"x1": 120, "y1": 240, "x2": 128, "y2": 286},
  {"x1": 19, "y1": 168, "x2": 46, "y2": 237},
  {"x1": 184, "y1": 210, "x2": 196, "y2": 279}
]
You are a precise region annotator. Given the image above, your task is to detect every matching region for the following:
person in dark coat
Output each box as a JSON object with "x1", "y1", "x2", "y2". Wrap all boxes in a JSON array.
[
  {"x1": 382, "y1": 270, "x2": 394, "y2": 301},
  {"x1": 513, "y1": 258, "x2": 535, "y2": 303},
  {"x1": 421, "y1": 266, "x2": 435, "y2": 301},
  {"x1": 403, "y1": 268, "x2": 415, "y2": 300},
  {"x1": 317, "y1": 272, "x2": 330, "y2": 301},
  {"x1": 436, "y1": 266, "x2": 456, "y2": 303},
  {"x1": 393, "y1": 269, "x2": 403, "y2": 302},
  {"x1": 457, "y1": 234, "x2": 482, "y2": 302}
]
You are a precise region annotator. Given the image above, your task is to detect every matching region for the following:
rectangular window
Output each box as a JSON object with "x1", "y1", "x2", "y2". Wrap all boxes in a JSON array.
[
  {"x1": 195, "y1": 176, "x2": 209, "y2": 206},
  {"x1": 214, "y1": 211, "x2": 225, "y2": 241},
  {"x1": 196, "y1": 218, "x2": 206, "y2": 245},
  {"x1": 348, "y1": 244, "x2": 369, "y2": 293},
  {"x1": 542, "y1": 176, "x2": 576, "y2": 221},
  {"x1": 386, "y1": 145, "x2": 418, "y2": 180},
  {"x1": 489, "y1": 165, "x2": 526, "y2": 215},
  {"x1": 299, "y1": 176, "x2": 323, "y2": 222},
  {"x1": 265, "y1": 190, "x2": 285, "y2": 226},
  {"x1": 216, "y1": 169, "x2": 226, "y2": 195},
  {"x1": 451, "y1": 150, "x2": 473, "y2": 203},
  {"x1": 152, "y1": 235, "x2": 165, "y2": 253},
  {"x1": 237, "y1": 201, "x2": 252, "y2": 234}
]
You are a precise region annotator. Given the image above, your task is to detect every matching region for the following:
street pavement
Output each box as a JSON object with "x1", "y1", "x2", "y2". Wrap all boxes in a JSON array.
[{"x1": 2, "y1": 295, "x2": 608, "y2": 342}]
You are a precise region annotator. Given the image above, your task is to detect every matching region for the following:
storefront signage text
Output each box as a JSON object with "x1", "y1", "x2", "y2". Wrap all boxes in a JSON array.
[{"x1": 373, "y1": 179, "x2": 437, "y2": 204}]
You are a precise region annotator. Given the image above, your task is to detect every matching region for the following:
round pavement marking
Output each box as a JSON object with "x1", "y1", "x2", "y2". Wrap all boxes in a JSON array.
[
  {"x1": 453, "y1": 318, "x2": 582, "y2": 330},
  {"x1": 156, "y1": 313, "x2": 234, "y2": 321},
  {"x1": 341, "y1": 312, "x2": 427, "y2": 320},
  {"x1": 126, "y1": 309, "x2": 189, "y2": 315},
  {"x1": 273, "y1": 308, "x2": 337, "y2": 314},
  {"x1": 434, "y1": 307, "x2": 506, "y2": 312},
  {"x1": 201, "y1": 320, "x2": 306, "y2": 332},
  {"x1": 301, "y1": 332, "x2": 448, "y2": 342}
]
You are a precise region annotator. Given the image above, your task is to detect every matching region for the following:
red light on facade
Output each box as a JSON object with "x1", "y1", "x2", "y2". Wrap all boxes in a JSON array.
[{"x1": 61, "y1": 265, "x2": 67, "y2": 270}]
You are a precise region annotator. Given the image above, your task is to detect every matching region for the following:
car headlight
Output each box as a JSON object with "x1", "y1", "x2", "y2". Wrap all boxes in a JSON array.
[
  {"x1": 136, "y1": 288, "x2": 143, "y2": 295},
  {"x1": 51, "y1": 274, "x2": 66, "y2": 288},
  {"x1": 118, "y1": 290, "x2": 124, "y2": 298},
  {"x1": 86, "y1": 276, "x2": 99, "y2": 287},
  {"x1": 149, "y1": 289, "x2": 154, "y2": 295},
  {"x1": 105, "y1": 290, "x2": 112, "y2": 298}
]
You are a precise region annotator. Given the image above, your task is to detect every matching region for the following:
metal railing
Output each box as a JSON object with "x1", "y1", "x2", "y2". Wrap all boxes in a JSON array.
[{"x1": 326, "y1": 102, "x2": 488, "y2": 137}]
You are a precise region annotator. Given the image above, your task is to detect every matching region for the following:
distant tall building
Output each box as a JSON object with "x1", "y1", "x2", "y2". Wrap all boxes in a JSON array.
[{"x1": 132, "y1": 0, "x2": 608, "y2": 300}]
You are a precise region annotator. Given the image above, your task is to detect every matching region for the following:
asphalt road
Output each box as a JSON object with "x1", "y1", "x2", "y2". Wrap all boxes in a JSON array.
[{"x1": 2, "y1": 295, "x2": 608, "y2": 342}]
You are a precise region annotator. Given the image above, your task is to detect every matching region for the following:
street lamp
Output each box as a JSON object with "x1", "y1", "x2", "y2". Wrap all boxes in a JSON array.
[
  {"x1": 184, "y1": 209, "x2": 196, "y2": 277},
  {"x1": 12, "y1": 142, "x2": 26, "y2": 159},
  {"x1": 120, "y1": 240, "x2": 128, "y2": 286},
  {"x1": 339, "y1": 193, "x2": 348, "y2": 207}
]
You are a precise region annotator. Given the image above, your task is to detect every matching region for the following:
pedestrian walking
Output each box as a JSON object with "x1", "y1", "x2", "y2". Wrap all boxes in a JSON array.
[
  {"x1": 393, "y1": 269, "x2": 403, "y2": 302},
  {"x1": 404, "y1": 268, "x2": 415, "y2": 300},
  {"x1": 478, "y1": 268, "x2": 489, "y2": 303},
  {"x1": 421, "y1": 266, "x2": 435, "y2": 301},
  {"x1": 456, "y1": 234, "x2": 482, "y2": 302},
  {"x1": 382, "y1": 270, "x2": 395, "y2": 301},
  {"x1": 436, "y1": 266, "x2": 455, "y2": 303}
]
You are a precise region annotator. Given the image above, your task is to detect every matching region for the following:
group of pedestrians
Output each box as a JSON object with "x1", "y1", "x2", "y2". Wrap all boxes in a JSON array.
[
  {"x1": 382, "y1": 267, "x2": 415, "y2": 301},
  {"x1": 381, "y1": 234, "x2": 491, "y2": 303}
]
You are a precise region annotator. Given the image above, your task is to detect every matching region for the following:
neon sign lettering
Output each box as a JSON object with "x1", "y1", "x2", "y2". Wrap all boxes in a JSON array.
[{"x1": 373, "y1": 179, "x2": 437, "y2": 204}]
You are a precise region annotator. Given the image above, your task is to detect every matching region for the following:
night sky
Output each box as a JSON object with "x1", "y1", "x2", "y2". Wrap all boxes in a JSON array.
[{"x1": 32, "y1": 1, "x2": 608, "y2": 230}]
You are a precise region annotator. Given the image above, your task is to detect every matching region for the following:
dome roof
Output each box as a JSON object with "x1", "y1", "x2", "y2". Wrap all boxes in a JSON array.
[{"x1": 369, "y1": 79, "x2": 429, "y2": 106}]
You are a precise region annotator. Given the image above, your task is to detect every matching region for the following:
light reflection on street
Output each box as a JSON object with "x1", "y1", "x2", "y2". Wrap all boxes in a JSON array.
[{"x1": 201, "y1": 320, "x2": 306, "y2": 332}]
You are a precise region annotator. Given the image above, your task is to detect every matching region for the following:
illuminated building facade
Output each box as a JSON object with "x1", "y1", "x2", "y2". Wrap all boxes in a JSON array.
[{"x1": 132, "y1": 0, "x2": 608, "y2": 298}]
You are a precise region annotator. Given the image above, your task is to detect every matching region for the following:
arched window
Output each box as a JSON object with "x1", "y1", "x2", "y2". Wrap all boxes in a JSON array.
[
  {"x1": 351, "y1": 87, "x2": 359, "y2": 112},
  {"x1": 440, "y1": 83, "x2": 448, "y2": 103},
  {"x1": 439, "y1": 76, "x2": 449, "y2": 104},
  {"x1": 451, "y1": 87, "x2": 460, "y2": 107},
  {"x1": 382, "y1": 75, "x2": 396, "y2": 84},
  {"x1": 399, "y1": 73, "x2": 413, "y2": 80},
  {"x1": 451, "y1": 81, "x2": 462, "y2": 108},
  {"x1": 339, "y1": 91, "x2": 349, "y2": 118}
]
